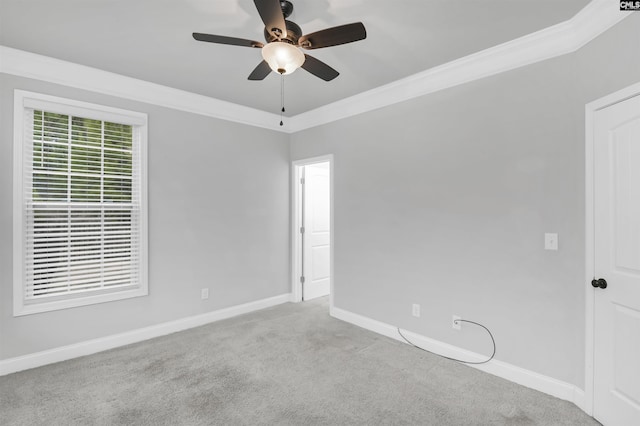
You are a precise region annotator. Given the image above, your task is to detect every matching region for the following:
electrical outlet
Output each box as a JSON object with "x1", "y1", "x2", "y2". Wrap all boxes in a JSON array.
[
  {"x1": 452, "y1": 315, "x2": 462, "y2": 330},
  {"x1": 201, "y1": 288, "x2": 209, "y2": 300},
  {"x1": 412, "y1": 304, "x2": 421, "y2": 318},
  {"x1": 544, "y1": 233, "x2": 558, "y2": 250}
]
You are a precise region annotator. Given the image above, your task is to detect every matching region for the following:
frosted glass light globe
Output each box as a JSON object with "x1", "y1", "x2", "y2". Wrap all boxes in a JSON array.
[{"x1": 261, "y1": 42, "x2": 305, "y2": 75}]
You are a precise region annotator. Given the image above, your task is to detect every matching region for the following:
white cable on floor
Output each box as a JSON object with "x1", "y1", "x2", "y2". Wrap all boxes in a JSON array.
[{"x1": 397, "y1": 319, "x2": 496, "y2": 365}]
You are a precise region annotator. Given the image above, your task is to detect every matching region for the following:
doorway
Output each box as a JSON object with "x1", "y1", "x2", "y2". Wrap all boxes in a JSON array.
[
  {"x1": 292, "y1": 155, "x2": 333, "y2": 304},
  {"x1": 586, "y1": 83, "x2": 640, "y2": 425}
]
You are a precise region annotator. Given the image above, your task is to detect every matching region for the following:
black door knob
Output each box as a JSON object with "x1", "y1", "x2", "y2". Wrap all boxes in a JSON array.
[{"x1": 591, "y1": 278, "x2": 607, "y2": 289}]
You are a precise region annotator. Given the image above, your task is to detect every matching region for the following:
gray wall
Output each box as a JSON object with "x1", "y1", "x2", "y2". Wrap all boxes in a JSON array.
[
  {"x1": 1, "y1": 14, "x2": 638, "y2": 389},
  {"x1": 0, "y1": 75, "x2": 291, "y2": 360},
  {"x1": 290, "y1": 15, "x2": 640, "y2": 388}
]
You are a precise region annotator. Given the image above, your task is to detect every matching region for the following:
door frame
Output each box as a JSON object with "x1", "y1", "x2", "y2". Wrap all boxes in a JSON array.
[
  {"x1": 585, "y1": 81, "x2": 640, "y2": 416},
  {"x1": 291, "y1": 154, "x2": 334, "y2": 308}
]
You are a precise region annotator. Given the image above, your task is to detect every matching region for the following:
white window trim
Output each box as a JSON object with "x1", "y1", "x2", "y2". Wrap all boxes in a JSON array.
[{"x1": 13, "y1": 90, "x2": 149, "y2": 316}]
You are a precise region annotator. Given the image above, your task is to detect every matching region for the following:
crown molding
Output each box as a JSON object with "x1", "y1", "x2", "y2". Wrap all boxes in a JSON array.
[
  {"x1": 288, "y1": 0, "x2": 631, "y2": 133},
  {"x1": 0, "y1": 0, "x2": 630, "y2": 135},
  {"x1": 0, "y1": 46, "x2": 287, "y2": 133}
]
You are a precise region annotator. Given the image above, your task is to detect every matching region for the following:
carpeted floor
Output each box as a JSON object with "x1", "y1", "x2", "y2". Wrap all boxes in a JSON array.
[{"x1": 1, "y1": 297, "x2": 599, "y2": 425}]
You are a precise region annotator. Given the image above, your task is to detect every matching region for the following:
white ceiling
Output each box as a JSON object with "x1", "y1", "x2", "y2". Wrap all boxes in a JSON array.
[{"x1": 0, "y1": 0, "x2": 589, "y2": 116}]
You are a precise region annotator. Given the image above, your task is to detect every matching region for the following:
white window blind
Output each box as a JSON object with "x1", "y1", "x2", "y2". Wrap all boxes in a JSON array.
[{"x1": 14, "y1": 91, "x2": 148, "y2": 315}]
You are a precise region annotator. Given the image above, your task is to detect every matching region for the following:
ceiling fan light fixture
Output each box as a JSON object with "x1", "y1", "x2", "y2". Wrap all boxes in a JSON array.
[{"x1": 261, "y1": 42, "x2": 305, "y2": 75}]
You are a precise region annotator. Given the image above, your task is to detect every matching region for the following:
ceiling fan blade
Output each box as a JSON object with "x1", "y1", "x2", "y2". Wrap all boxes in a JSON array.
[
  {"x1": 299, "y1": 22, "x2": 366, "y2": 49},
  {"x1": 193, "y1": 33, "x2": 263, "y2": 48},
  {"x1": 248, "y1": 60, "x2": 272, "y2": 80},
  {"x1": 254, "y1": 0, "x2": 287, "y2": 38},
  {"x1": 301, "y1": 54, "x2": 339, "y2": 81}
]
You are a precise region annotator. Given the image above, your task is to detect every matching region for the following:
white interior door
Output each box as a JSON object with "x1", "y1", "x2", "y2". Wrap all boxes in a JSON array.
[
  {"x1": 302, "y1": 162, "x2": 330, "y2": 301},
  {"x1": 593, "y1": 94, "x2": 640, "y2": 426}
]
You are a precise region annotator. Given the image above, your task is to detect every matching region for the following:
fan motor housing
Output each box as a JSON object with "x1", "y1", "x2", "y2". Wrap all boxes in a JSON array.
[{"x1": 264, "y1": 20, "x2": 302, "y2": 44}]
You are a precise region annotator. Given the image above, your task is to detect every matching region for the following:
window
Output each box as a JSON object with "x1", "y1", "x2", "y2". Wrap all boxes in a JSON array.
[{"x1": 13, "y1": 91, "x2": 148, "y2": 316}]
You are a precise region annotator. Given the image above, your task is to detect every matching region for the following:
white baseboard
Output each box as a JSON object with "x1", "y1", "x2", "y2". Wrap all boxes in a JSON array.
[
  {"x1": 0, "y1": 293, "x2": 292, "y2": 376},
  {"x1": 573, "y1": 388, "x2": 588, "y2": 414},
  {"x1": 331, "y1": 306, "x2": 587, "y2": 411}
]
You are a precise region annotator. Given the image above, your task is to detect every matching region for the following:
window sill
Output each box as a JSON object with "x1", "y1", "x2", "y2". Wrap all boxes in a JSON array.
[{"x1": 13, "y1": 286, "x2": 148, "y2": 317}]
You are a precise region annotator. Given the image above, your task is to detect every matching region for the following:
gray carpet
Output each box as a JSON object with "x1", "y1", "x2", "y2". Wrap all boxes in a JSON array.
[{"x1": 1, "y1": 298, "x2": 599, "y2": 425}]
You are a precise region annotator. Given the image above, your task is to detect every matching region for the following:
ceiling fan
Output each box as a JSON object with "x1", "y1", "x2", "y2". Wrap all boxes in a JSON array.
[{"x1": 192, "y1": 0, "x2": 367, "y2": 82}]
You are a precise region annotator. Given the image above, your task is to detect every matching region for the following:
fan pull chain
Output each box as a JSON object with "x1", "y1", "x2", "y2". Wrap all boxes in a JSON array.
[{"x1": 279, "y1": 74, "x2": 285, "y2": 126}]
